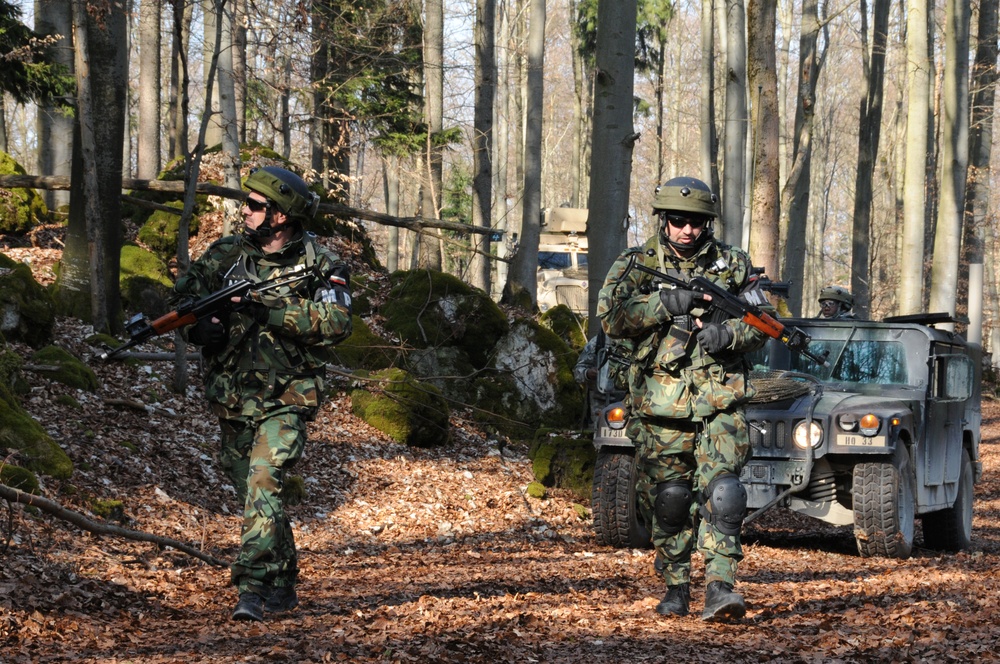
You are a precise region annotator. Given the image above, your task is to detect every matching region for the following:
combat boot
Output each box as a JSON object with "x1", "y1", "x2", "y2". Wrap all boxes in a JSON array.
[
  {"x1": 231, "y1": 591, "x2": 265, "y2": 622},
  {"x1": 655, "y1": 583, "x2": 690, "y2": 617},
  {"x1": 701, "y1": 581, "x2": 746, "y2": 622},
  {"x1": 265, "y1": 586, "x2": 299, "y2": 614}
]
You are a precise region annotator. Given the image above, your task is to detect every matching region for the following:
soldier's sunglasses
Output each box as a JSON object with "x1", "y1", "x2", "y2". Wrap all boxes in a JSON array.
[
  {"x1": 245, "y1": 197, "x2": 269, "y2": 213},
  {"x1": 664, "y1": 214, "x2": 706, "y2": 229}
]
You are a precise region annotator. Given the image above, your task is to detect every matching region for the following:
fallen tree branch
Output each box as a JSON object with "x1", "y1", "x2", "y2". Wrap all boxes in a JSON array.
[
  {"x1": 0, "y1": 174, "x2": 503, "y2": 237},
  {"x1": 102, "y1": 398, "x2": 183, "y2": 419},
  {"x1": 0, "y1": 482, "x2": 227, "y2": 567}
]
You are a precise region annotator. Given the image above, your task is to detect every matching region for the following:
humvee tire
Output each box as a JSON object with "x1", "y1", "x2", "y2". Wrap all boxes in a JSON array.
[
  {"x1": 853, "y1": 447, "x2": 915, "y2": 559},
  {"x1": 921, "y1": 449, "x2": 974, "y2": 551},
  {"x1": 592, "y1": 450, "x2": 651, "y2": 549}
]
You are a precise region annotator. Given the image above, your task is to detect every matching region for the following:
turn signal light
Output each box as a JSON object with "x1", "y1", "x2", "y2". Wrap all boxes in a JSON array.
[
  {"x1": 859, "y1": 413, "x2": 880, "y2": 436},
  {"x1": 607, "y1": 406, "x2": 627, "y2": 425}
]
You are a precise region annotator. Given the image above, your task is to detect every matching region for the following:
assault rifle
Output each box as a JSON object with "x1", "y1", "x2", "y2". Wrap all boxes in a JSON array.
[
  {"x1": 100, "y1": 266, "x2": 310, "y2": 360},
  {"x1": 620, "y1": 253, "x2": 829, "y2": 366}
]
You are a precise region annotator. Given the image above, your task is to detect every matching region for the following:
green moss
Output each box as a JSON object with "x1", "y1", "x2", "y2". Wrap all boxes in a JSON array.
[
  {"x1": 91, "y1": 499, "x2": 125, "y2": 521},
  {"x1": 540, "y1": 305, "x2": 587, "y2": 351},
  {"x1": 282, "y1": 474, "x2": 306, "y2": 506},
  {"x1": 334, "y1": 316, "x2": 398, "y2": 371},
  {"x1": 30, "y1": 346, "x2": 99, "y2": 392},
  {"x1": 381, "y1": 269, "x2": 508, "y2": 369},
  {"x1": 0, "y1": 254, "x2": 56, "y2": 347},
  {"x1": 526, "y1": 481, "x2": 547, "y2": 499},
  {"x1": 572, "y1": 503, "x2": 589, "y2": 520},
  {"x1": 55, "y1": 394, "x2": 82, "y2": 410},
  {"x1": 137, "y1": 201, "x2": 201, "y2": 263},
  {"x1": 118, "y1": 440, "x2": 138, "y2": 453},
  {"x1": 120, "y1": 244, "x2": 174, "y2": 316},
  {"x1": 527, "y1": 430, "x2": 595, "y2": 501},
  {"x1": 0, "y1": 151, "x2": 50, "y2": 233},
  {"x1": 350, "y1": 368, "x2": 450, "y2": 447},
  {"x1": 0, "y1": 464, "x2": 40, "y2": 494},
  {"x1": 0, "y1": 383, "x2": 73, "y2": 479}
]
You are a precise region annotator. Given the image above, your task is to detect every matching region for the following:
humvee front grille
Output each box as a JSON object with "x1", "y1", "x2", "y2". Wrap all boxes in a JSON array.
[{"x1": 750, "y1": 420, "x2": 788, "y2": 450}]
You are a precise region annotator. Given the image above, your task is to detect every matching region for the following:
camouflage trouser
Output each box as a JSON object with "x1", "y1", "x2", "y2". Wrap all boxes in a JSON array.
[
  {"x1": 218, "y1": 411, "x2": 309, "y2": 596},
  {"x1": 628, "y1": 408, "x2": 751, "y2": 587}
]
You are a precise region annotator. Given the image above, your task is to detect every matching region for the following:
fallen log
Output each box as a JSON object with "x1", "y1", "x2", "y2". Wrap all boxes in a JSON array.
[{"x1": 0, "y1": 482, "x2": 227, "y2": 567}]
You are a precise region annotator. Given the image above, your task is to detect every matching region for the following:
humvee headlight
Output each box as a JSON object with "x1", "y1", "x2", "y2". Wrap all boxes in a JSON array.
[
  {"x1": 859, "y1": 414, "x2": 880, "y2": 436},
  {"x1": 793, "y1": 420, "x2": 823, "y2": 449},
  {"x1": 606, "y1": 406, "x2": 627, "y2": 430}
]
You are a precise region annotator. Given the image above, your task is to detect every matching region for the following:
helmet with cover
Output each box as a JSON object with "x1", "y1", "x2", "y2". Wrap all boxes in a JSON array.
[
  {"x1": 653, "y1": 176, "x2": 718, "y2": 252},
  {"x1": 818, "y1": 285, "x2": 853, "y2": 308},
  {"x1": 244, "y1": 166, "x2": 321, "y2": 222}
]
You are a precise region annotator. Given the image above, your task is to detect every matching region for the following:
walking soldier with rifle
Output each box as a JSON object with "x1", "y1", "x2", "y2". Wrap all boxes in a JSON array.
[
  {"x1": 172, "y1": 166, "x2": 353, "y2": 621},
  {"x1": 597, "y1": 176, "x2": 770, "y2": 622}
]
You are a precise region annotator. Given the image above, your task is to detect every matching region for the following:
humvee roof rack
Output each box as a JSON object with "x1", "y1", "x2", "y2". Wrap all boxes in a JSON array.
[{"x1": 882, "y1": 312, "x2": 968, "y2": 326}]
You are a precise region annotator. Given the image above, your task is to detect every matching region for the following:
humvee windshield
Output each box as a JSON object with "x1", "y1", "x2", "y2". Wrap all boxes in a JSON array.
[
  {"x1": 538, "y1": 252, "x2": 588, "y2": 270},
  {"x1": 751, "y1": 326, "x2": 914, "y2": 387}
]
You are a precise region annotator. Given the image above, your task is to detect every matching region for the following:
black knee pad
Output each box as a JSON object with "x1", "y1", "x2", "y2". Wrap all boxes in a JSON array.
[
  {"x1": 654, "y1": 480, "x2": 693, "y2": 536},
  {"x1": 700, "y1": 473, "x2": 747, "y2": 536}
]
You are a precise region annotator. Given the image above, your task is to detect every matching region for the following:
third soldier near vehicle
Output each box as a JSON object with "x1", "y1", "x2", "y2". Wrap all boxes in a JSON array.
[
  {"x1": 597, "y1": 176, "x2": 768, "y2": 622},
  {"x1": 817, "y1": 285, "x2": 856, "y2": 320}
]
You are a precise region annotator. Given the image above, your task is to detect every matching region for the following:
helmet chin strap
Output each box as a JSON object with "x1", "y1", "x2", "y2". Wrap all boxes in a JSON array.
[
  {"x1": 244, "y1": 208, "x2": 277, "y2": 241},
  {"x1": 658, "y1": 214, "x2": 715, "y2": 255}
]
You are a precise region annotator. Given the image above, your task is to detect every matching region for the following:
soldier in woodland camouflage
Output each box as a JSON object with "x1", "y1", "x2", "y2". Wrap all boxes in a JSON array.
[
  {"x1": 597, "y1": 177, "x2": 767, "y2": 622},
  {"x1": 173, "y1": 166, "x2": 352, "y2": 622}
]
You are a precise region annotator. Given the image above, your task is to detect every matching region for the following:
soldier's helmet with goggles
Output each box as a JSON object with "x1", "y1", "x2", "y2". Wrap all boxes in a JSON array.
[
  {"x1": 244, "y1": 166, "x2": 321, "y2": 222},
  {"x1": 818, "y1": 285, "x2": 853, "y2": 308}
]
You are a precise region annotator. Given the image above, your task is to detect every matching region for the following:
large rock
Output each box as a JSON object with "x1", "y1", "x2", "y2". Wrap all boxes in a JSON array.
[
  {"x1": 0, "y1": 253, "x2": 56, "y2": 348},
  {"x1": 0, "y1": 151, "x2": 49, "y2": 234},
  {"x1": 350, "y1": 368, "x2": 450, "y2": 448}
]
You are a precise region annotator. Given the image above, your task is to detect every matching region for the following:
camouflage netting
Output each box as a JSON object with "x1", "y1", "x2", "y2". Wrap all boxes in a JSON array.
[{"x1": 748, "y1": 371, "x2": 814, "y2": 403}]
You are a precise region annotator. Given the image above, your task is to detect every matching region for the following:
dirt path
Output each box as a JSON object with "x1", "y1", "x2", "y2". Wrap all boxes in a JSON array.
[{"x1": 2, "y1": 319, "x2": 1000, "y2": 662}]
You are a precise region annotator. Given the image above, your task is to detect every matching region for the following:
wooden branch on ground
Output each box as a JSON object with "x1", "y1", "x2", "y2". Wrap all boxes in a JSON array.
[
  {"x1": 0, "y1": 482, "x2": 227, "y2": 567},
  {"x1": 102, "y1": 398, "x2": 183, "y2": 419},
  {"x1": 0, "y1": 174, "x2": 503, "y2": 237}
]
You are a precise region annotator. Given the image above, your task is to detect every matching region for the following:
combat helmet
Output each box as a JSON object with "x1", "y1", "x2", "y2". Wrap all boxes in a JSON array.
[
  {"x1": 244, "y1": 166, "x2": 321, "y2": 222},
  {"x1": 818, "y1": 285, "x2": 853, "y2": 308},
  {"x1": 653, "y1": 176, "x2": 718, "y2": 252}
]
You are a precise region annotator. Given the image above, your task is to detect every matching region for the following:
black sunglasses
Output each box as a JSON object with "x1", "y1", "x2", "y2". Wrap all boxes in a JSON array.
[
  {"x1": 245, "y1": 197, "x2": 269, "y2": 213},
  {"x1": 664, "y1": 214, "x2": 707, "y2": 229}
]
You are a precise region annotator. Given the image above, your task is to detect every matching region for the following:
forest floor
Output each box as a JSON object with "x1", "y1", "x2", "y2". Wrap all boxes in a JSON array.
[{"x1": 3, "y1": 236, "x2": 1000, "y2": 662}]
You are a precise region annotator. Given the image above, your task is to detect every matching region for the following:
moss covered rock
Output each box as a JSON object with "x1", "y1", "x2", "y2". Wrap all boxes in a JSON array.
[
  {"x1": 0, "y1": 382, "x2": 73, "y2": 479},
  {"x1": 120, "y1": 244, "x2": 174, "y2": 317},
  {"x1": 0, "y1": 151, "x2": 49, "y2": 234},
  {"x1": 381, "y1": 270, "x2": 508, "y2": 370},
  {"x1": 528, "y1": 429, "x2": 595, "y2": 500},
  {"x1": 137, "y1": 201, "x2": 202, "y2": 263},
  {"x1": 30, "y1": 346, "x2": 99, "y2": 392},
  {"x1": 333, "y1": 316, "x2": 398, "y2": 371},
  {"x1": 492, "y1": 319, "x2": 583, "y2": 429},
  {"x1": 540, "y1": 305, "x2": 587, "y2": 351},
  {"x1": 0, "y1": 464, "x2": 40, "y2": 493},
  {"x1": 350, "y1": 368, "x2": 450, "y2": 447},
  {"x1": 0, "y1": 253, "x2": 56, "y2": 347}
]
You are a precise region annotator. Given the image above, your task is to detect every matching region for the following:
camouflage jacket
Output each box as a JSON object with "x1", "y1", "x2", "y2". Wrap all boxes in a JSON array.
[
  {"x1": 173, "y1": 232, "x2": 353, "y2": 420},
  {"x1": 597, "y1": 235, "x2": 767, "y2": 420}
]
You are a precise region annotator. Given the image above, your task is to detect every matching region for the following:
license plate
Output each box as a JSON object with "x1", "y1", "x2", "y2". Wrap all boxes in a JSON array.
[
  {"x1": 837, "y1": 433, "x2": 886, "y2": 448},
  {"x1": 598, "y1": 427, "x2": 627, "y2": 439}
]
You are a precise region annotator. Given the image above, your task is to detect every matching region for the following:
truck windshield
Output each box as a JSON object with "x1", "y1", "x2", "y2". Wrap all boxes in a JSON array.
[
  {"x1": 538, "y1": 252, "x2": 572, "y2": 269},
  {"x1": 751, "y1": 328, "x2": 912, "y2": 386}
]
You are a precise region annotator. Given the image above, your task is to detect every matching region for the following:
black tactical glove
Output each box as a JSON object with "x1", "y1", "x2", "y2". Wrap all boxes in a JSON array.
[
  {"x1": 698, "y1": 322, "x2": 734, "y2": 354},
  {"x1": 659, "y1": 288, "x2": 696, "y2": 316},
  {"x1": 188, "y1": 317, "x2": 226, "y2": 353}
]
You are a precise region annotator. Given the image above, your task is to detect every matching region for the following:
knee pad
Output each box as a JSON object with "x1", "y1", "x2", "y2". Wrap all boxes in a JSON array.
[
  {"x1": 654, "y1": 480, "x2": 694, "y2": 536},
  {"x1": 700, "y1": 473, "x2": 747, "y2": 536}
]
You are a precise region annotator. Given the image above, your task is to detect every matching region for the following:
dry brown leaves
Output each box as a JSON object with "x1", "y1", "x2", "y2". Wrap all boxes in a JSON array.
[{"x1": 3, "y1": 243, "x2": 1000, "y2": 662}]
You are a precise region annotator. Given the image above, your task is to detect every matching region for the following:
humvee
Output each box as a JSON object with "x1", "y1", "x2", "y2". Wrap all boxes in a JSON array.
[
  {"x1": 591, "y1": 314, "x2": 982, "y2": 558},
  {"x1": 536, "y1": 207, "x2": 588, "y2": 316}
]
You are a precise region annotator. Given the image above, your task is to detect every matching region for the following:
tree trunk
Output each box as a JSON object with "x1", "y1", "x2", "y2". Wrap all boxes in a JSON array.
[
  {"x1": 62, "y1": 0, "x2": 127, "y2": 334},
  {"x1": 779, "y1": 0, "x2": 824, "y2": 314},
  {"x1": 470, "y1": 0, "x2": 496, "y2": 291},
  {"x1": 35, "y1": 0, "x2": 73, "y2": 211},
  {"x1": 928, "y1": 0, "x2": 970, "y2": 324},
  {"x1": 700, "y1": 0, "x2": 719, "y2": 190},
  {"x1": 384, "y1": 155, "x2": 401, "y2": 272},
  {"x1": 850, "y1": 0, "x2": 891, "y2": 319},
  {"x1": 722, "y1": 0, "x2": 747, "y2": 247},
  {"x1": 494, "y1": 0, "x2": 512, "y2": 298},
  {"x1": 746, "y1": 0, "x2": 779, "y2": 277},
  {"x1": 417, "y1": 0, "x2": 445, "y2": 270},
  {"x1": 899, "y1": 0, "x2": 932, "y2": 314},
  {"x1": 502, "y1": 0, "x2": 545, "y2": 308},
  {"x1": 137, "y1": 0, "x2": 161, "y2": 180},
  {"x1": 963, "y1": 0, "x2": 998, "y2": 346},
  {"x1": 215, "y1": 0, "x2": 242, "y2": 237},
  {"x1": 202, "y1": 0, "x2": 222, "y2": 149},
  {"x1": 583, "y1": 0, "x2": 637, "y2": 335}
]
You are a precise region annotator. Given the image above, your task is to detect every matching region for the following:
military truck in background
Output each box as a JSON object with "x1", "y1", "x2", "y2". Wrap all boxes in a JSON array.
[
  {"x1": 536, "y1": 208, "x2": 588, "y2": 316},
  {"x1": 591, "y1": 314, "x2": 983, "y2": 559}
]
